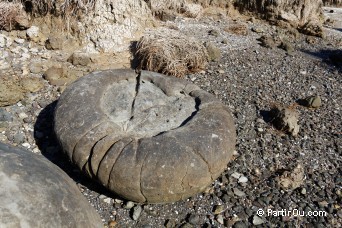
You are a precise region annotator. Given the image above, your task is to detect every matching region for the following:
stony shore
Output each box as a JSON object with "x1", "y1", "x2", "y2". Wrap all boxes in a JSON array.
[{"x1": 0, "y1": 7, "x2": 341, "y2": 228}]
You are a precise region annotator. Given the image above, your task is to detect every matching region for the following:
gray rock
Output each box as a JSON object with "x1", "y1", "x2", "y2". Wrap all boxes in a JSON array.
[
  {"x1": 13, "y1": 132, "x2": 25, "y2": 144},
  {"x1": 0, "y1": 142, "x2": 103, "y2": 228},
  {"x1": 205, "y1": 42, "x2": 221, "y2": 62},
  {"x1": 0, "y1": 108, "x2": 13, "y2": 122},
  {"x1": 54, "y1": 69, "x2": 236, "y2": 203},
  {"x1": 252, "y1": 215, "x2": 265, "y2": 225},
  {"x1": 233, "y1": 188, "x2": 246, "y2": 197},
  {"x1": 188, "y1": 214, "x2": 200, "y2": 225},
  {"x1": 132, "y1": 205, "x2": 142, "y2": 220}
]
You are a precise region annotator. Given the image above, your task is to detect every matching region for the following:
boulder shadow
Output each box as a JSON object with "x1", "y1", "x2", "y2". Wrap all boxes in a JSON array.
[
  {"x1": 33, "y1": 100, "x2": 123, "y2": 200},
  {"x1": 259, "y1": 109, "x2": 274, "y2": 123},
  {"x1": 301, "y1": 49, "x2": 342, "y2": 71}
]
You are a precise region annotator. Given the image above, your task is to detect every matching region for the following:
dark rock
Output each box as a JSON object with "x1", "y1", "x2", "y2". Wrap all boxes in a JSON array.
[
  {"x1": 0, "y1": 142, "x2": 102, "y2": 227},
  {"x1": 54, "y1": 69, "x2": 236, "y2": 203}
]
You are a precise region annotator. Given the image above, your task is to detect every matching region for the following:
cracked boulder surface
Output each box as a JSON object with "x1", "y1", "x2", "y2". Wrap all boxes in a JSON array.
[
  {"x1": 0, "y1": 142, "x2": 103, "y2": 228},
  {"x1": 54, "y1": 69, "x2": 236, "y2": 203}
]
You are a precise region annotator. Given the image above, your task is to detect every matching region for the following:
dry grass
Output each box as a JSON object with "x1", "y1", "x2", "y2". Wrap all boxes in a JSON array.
[
  {"x1": 146, "y1": 0, "x2": 186, "y2": 16},
  {"x1": 136, "y1": 28, "x2": 209, "y2": 78},
  {"x1": 0, "y1": 1, "x2": 25, "y2": 30},
  {"x1": 0, "y1": 0, "x2": 96, "y2": 17}
]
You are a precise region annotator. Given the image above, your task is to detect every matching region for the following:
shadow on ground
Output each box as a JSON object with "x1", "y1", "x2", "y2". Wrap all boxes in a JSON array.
[
  {"x1": 33, "y1": 100, "x2": 122, "y2": 199},
  {"x1": 301, "y1": 48, "x2": 342, "y2": 71}
]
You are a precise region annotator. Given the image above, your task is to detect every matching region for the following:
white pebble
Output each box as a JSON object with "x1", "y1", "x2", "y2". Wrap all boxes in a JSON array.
[
  {"x1": 238, "y1": 176, "x2": 248, "y2": 183},
  {"x1": 231, "y1": 172, "x2": 242, "y2": 179},
  {"x1": 22, "y1": 143, "x2": 31, "y2": 148}
]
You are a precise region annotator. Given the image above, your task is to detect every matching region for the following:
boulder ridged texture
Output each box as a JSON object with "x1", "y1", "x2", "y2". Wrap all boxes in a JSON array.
[
  {"x1": 0, "y1": 142, "x2": 103, "y2": 228},
  {"x1": 54, "y1": 69, "x2": 236, "y2": 203}
]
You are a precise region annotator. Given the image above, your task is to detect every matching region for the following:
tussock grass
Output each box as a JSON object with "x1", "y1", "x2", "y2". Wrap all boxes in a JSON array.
[
  {"x1": 0, "y1": 0, "x2": 95, "y2": 17},
  {"x1": 0, "y1": 1, "x2": 25, "y2": 30},
  {"x1": 136, "y1": 28, "x2": 208, "y2": 78}
]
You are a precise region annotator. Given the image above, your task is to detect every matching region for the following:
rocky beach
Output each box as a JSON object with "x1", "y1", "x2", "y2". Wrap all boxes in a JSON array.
[{"x1": 0, "y1": 2, "x2": 341, "y2": 227}]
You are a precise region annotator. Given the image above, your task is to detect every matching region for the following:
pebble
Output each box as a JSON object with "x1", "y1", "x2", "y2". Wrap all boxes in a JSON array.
[
  {"x1": 188, "y1": 214, "x2": 200, "y2": 225},
  {"x1": 108, "y1": 220, "x2": 117, "y2": 228},
  {"x1": 216, "y1": 214, "x2": 224, "y2": 225},
  {"x1": 124, "y1": 201, "x2": 135, "y2": 209},
  {"x1": 13, "y1": 132, "x2": 25, "y2": 144},
  {"x1": 19, "y1": 112, "x2": 29, "y2": 119},
  {"x1": 252, "y1": 215, "x2": 265, "y2": 225},
  {"x1": 132, "y1": 205, "x2": 142, "y2": 220},
  {"x1": 15, "y1": 38, "x2": 25, "y2": 44},
  {"x1": 213, "y1": 205, "x2": 225, "y2": 214},
  {"x1": 301, "y1": 188, "x2": 307, "y2": 195},
  {"x1": 233, "y1": 188, "x2": 246, "y2": 197},
  {"x1": 231, "y1": 172, "x2": 242, "y2": 179},
  {"x1": 238, "y1": 176, "x2": 248, "y2": 183},
  {"x1": 103, "y1": 198, "x2": 111, "y2": 204},
  {"x1": 0, "y1": 108, "x2": 13, "y2": 121},
  {"x1": 22, "y1": 142, "x2": 31, "y2": 148}
]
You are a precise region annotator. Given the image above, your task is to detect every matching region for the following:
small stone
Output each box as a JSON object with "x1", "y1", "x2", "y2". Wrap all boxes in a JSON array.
[
  {"x1": 218, "y1": 70, "x2": 225, "y2": 74},
  {"x1": 204, "y1": 42, "x2": 221, "y2": 62},
  {"x1": 0, "y1": 108, "x2": 13, "y2": 122},
  {"x1": 15, "y1": 38, "x2": 25, "y2": 44},
  {"x1": 18, "y1": 112, "x2": 28, "y2": 119},
  {"x1": 252, "y1": 215, "x2": 265, "y2": 225},
  {"x1": 13, "y1": 132, "x2": 25, "y2": 144},
  {"x1": 68, "y1": 52, "x2": 92, "y2": 66},
  {"x1": 233, "y1": 221, "x2": 248, "y2": 228},
  {"x1": 277, "y1": 164, "x2": 304, "y2": 190},
  {"x1": 252, "y1": 27, "x2": 263, "y2": 33},
  {"x1": 270, "y1": 104, "x2": 300, "y2": 136},
  {"x1": 20, "y1": 77, "x2": 44, "y2": 93},
  {"x1": 22, "y1": 142, "x2": 31, "y2": 148},
  {"x1": 280, "y1": 41, "x2": 294, "y2": 54},
  {"x1": 302, "y1": 95, "x2": 321, "y2": 108},
  {"x1": 125, "y1": 201, "x2": 135, "y2": 209},
  {"x1": 103, "y1": 198, "x2": 111, "y2": 204},
  {"x1": 233, "y1": 188, "x2": 246, "y2": 197},
  {"x1": 257, "y1": 128, "x2": 264, "y2": 132},
  {"x1": 231, "y1": 172, "x2": 242, "y2": 179},
  {"x1": 165, "y1": 219, "x2": 176, "y2": 228},
  {"x1": 301, "y1": 188, "x2": 307, "y2": 195},
  {"x1": 108, "y1": 220, "x2": 117, "y2": 228},
  {"x1": 221, "y1": 38, "x2": 228, "y2": 44},
  {"x1": 213, "y1": 205, "x2": 225, "y2": 214},
  {"x1": 208, "y1": 29, "x2": 220, "y2": 37},
  {"x1": 43, "y1": 67, "x2": 66, "y2": 86},
  {"x1": 26, "y1": 26, "x2": 40, "y2": 40},
  {"x1": 132, "y1": 206, "x2": 142, "y2": 220},
  {"x1": 238, "y1": 176, "x2": 248, "y2": 183},
  {"x1": 216, "y1": 214, "x2": 224, "y2": 225},
  {"x1": 188, "y1": 214, "x2": 200, "y2": 225}
]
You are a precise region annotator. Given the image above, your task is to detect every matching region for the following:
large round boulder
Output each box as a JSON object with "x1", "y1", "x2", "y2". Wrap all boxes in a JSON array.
[
  {"x1": 54, "y1": 69, "x2": 236, "y2": 203},
  {"x1": 0, "y1": 142, "x2": 103, "y2": 228}
]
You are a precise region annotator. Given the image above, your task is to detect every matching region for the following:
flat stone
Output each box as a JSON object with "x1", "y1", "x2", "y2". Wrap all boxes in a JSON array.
[
  {"x1": 54, "y1": 69, "x2": 236, "y2": 203},
  {"x1": 0, "y1": 80, "x2": 24, "y2": 107},
  {"x1": 132, "y1": 206, "x2": 142, "y2": 220},
  {"x1": 253, "y1": 215, "x2": 265, "y2": 225},
  {"x1": 233, "y1": 188, "x2": 246, "y2": 197},
  {"x1": 0, "y1": 142, "x2": 102, "y2": 227}
]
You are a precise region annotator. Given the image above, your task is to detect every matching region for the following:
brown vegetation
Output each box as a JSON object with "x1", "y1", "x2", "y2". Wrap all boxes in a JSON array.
[
  {"x1": 0, "y1": 1, "x2": 26, "y2": 30},
  {"x1": 136, "y1": 28, "x2": 209, "y2": 78}
]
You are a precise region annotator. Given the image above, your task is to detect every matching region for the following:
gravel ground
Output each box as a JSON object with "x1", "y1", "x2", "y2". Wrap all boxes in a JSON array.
[{"x1": 0, "y1": 8, "x2": 341, "y2": 228}]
